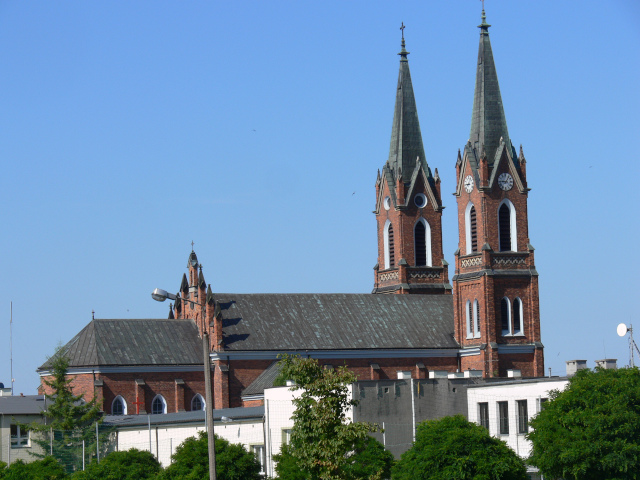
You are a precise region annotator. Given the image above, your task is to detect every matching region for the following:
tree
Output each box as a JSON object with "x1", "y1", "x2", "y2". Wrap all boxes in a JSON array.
[
  {"x1": 275, "y1": 436, "x2": 394, "y2": 480},
  {"x1": 527, "y1": 367, "x2": 640, "y2": 480},
  {"x1": 0, "y1": 457, "x2": 68, "y2": 480},
  {"x1": 29, "y1": 351, "x2": 103, "y2": 473},
  {"x1": 71, "y1": 449, "x2": 161, "y2": 480},
  {"x1": 391, "y1": 415, "x2": 527, "y2": 480},
  {"x1": 277, "y1": 355, "x2": 382, "y2": 480},
  {"x1": 161, "y1": 431, "x2": 261, "y2": 480}
]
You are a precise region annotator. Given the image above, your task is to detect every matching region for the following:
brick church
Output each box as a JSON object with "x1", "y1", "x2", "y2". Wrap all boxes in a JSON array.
[{"x1": 38, "y1": 11, "x2": 544, "y2": 415}]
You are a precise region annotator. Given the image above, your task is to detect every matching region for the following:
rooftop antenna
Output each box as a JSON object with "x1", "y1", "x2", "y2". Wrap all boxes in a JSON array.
[
  {"x1": 10, "y1": 302, "x2": 14, "y2": 395},
  {"x1": 617, "y1": 323, "x2": 640, "y2": 367}
]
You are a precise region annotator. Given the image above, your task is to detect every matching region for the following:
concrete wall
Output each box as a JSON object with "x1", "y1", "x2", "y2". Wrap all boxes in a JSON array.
[{"x1": 0, "y1": 414, "x2": 46, "y2": 465}]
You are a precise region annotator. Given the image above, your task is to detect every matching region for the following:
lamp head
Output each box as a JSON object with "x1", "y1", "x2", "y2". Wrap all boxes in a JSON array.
[{"x1": 152, "y1": 288, "x2": 177, "y2": 302}]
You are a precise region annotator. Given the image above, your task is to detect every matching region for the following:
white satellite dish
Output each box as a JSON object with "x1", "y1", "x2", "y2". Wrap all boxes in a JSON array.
[{"x1": 617, "y1": 323, "x2": 628, "y2": 337}]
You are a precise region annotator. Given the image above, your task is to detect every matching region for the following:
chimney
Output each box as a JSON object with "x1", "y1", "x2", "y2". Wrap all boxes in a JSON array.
[
  {"x1": 566, "y1": 360, "x2": 588, "y2": 377},
  {"x1": 595, "y1": 359, "x2": 617, "y2": 370}
]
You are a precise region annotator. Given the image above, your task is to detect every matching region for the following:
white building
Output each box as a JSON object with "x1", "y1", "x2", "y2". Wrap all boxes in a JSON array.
[{"x1": 467, "y1": 374, "x2": 568, "y2": 479}]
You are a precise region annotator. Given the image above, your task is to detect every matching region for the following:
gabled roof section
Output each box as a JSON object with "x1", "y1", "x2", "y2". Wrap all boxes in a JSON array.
[
  {"x1": 38, "y1": 319, "x2": 203, "y2": 371},
  {"x1": 383, "y1": 32, "x2": 433, "y2": 206},
  {"x1": 241, "y1": 361, "x2": 282, "y2": 397},
  {"x1": 487, "y1": 140, "x2": 526, "y2": 193},
  {"x1": 469, "y1": 10, "x2": 510, "y2": 168},
  {"x1": 216, "y1": 293, "x2": 457, "y2": 351}
]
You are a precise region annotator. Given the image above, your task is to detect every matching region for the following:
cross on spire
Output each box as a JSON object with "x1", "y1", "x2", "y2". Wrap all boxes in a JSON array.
[
  {"x1": 191, "y1": 240, "x2": 195, "y2": 250},
  {"x1": 400, "y1": 22, "x2": 405, "y2": 40}
]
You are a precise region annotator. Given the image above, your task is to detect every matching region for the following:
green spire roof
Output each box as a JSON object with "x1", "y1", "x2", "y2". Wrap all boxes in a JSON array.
[
  {"x1": 469, "y1": 9, "x2": 510, "y2": 165},
  {"x1": 386, "y1": 28, "x2": 429, "y2": 183}
]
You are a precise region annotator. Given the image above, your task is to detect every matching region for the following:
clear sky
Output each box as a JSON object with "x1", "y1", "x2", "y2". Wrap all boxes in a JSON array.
[{"x1": 1, "y1": 1, "x2": 638, "y2": 395}]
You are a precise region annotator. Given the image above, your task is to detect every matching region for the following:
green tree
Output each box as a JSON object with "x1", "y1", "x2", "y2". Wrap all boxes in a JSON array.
[
  {"x1": 0, "y1": 457, "x2": 67, "y2": 480},
  {"x1": 275, "y1": 435, "x2": 394, "y2": 480},
  {"x1": 29, "y1": 351, "x2": 103, "y2": 473},
  {"x1": 71, "y1": 449, "x2": 161, "y2": 480},
  {"x1": 161, "y1": 431, "x2": 261, "y2": 480},
  {"x1": 277, "y1": 354, "x2": 382, "y2": 480},
  {"x1": 391, "y1": 415, "x2": 527, "y2": 480},
  {"x1": 527, "y1": 367, "x2": 640, "y2": 480}
]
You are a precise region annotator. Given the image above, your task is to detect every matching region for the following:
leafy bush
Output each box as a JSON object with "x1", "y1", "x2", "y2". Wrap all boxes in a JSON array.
[
  {"x1": 0, "y1": 457, "x2": 67, "y2": 480},
  {"x1": 71, "y1": 448, "x2": 161, "y2": 479},
  {"x1": 392, "y1": 415, "x2": 526, "y2": 480},
  {"x1": 161, "y1": 431, "x2": 261, "y2": 480}
]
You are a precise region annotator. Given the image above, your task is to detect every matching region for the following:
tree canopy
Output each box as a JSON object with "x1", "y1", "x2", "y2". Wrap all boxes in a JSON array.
[
  {"x1": 527, "y1": 366, "x2": 640, "y2": 480},
  {"x1": 0, "y1": 457, "x2": 67, "y2": 480},
  {"x1": 274, "y1": 435, "x2": 394, "y2": 480},
  {"x1": 161, "y1": 431, "x2": 261, "y2": 480},
  {"x1": 277, "y1": 355, "x2": 384, "y2": 480},
  {"x1": 72, "y1": 449, "x2": 161, "y2": 480},
  {"x1": 391, "y1": 415, "x2": 527, "y2": 480}
]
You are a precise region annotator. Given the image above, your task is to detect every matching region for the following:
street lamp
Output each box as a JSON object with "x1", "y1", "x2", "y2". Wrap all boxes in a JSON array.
[{"x1": 152, "y1": 288, "x2": 217, "y2": 480}]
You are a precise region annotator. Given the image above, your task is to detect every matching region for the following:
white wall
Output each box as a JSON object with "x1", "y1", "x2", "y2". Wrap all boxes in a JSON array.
[{"x1": 116, "y1": 418, "x2": 264, "y2": 468}]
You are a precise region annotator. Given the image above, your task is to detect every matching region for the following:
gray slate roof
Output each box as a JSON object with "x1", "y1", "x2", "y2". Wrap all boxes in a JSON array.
[
  {"x1": 0, "y1": 395, "x2": 46, "y2": 415},
  {"x1": 103, "y1": 405, "x2": 264, "y2": 428},
  {"x1": 38, "y1": 319, "x2": 203, "y2": 371},
  {"x1": 217, "y1": 293, "x2": 456, "y2": 351}
]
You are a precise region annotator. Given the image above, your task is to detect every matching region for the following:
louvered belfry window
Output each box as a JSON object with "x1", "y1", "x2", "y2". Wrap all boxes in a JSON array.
[
  {"x1": 475, "y1": 300, "x2": 481, "y2": 334},
  {"x1": 414, "y1": 221, "x2": 426, "y2": 266},
  {"x1": 470, "y1": 206, "x2": 478, "y2": 252},
  {"x1": 388, "y1": 224, "x2": 395, "y2": 268},
  {"x1": 499, "y1": 204, "x2": 511, "y2": 251}
]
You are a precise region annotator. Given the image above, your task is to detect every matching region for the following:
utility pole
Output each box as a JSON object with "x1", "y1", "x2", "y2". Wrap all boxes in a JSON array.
[{"x1": 203, "y1": 333, "x2": 217, "y2": 480}]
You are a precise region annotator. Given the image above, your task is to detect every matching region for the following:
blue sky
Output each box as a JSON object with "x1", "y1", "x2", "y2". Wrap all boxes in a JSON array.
[{"x1": 1, "y1": 1, "x2": 638, "y2": 394}]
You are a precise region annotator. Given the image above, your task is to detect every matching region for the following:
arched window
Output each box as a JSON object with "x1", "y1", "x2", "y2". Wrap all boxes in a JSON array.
[
  {"x1": 112, "y1": 396, "x2": 127, "y2": 416},
  {"x1": 384, "y1": 221, "x2": 395, "y2": 269},
  {"x1": 473, "y1": 299, "x2": 481, "y2": 338},
  {"x1": 513, "y1": 297, "x2": 523, "y2": 334},
  {"x1": 501, "y1": 297, "x2": 511, "y2": 335},
  {"x1": 466, "y1": 300, "x2": 473, "y2": 339},
  {"x1": 465, "y1": 203, "x2": 478, "y2": 254},
  {"x1": 191, "y1": 394, "x2": 205, "y2": 411},
  {"x1": 498, "y1": 199, "x2": 518, "y2": 252},
  {"x1": 414, "y1": 219, "x2": 432, "y2": 267},
  {"x1": 151, "y1": 395, "x2": 167, "y2": 415}
]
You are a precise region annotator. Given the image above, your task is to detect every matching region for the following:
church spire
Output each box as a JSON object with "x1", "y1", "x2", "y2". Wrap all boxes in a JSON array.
[
  {"x1": 469, "y1": 8, "x2": 510, "y2": 165},
  {"x1": 386, "y1": 24, "x2": 429, "y2": 185}
]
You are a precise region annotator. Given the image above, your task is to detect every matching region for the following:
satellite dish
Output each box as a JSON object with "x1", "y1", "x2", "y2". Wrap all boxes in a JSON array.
[{"x1": 617, "y1": 323, "x2": 628, "y2": 337}]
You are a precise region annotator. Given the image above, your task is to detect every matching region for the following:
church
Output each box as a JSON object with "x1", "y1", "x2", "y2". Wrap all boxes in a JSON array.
[{"x1": 38, "y1": 10, "x2": 544, "y2": 415}]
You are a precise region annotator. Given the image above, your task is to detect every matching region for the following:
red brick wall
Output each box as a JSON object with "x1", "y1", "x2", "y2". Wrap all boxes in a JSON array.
[{"x1": 40, "y1": 370, "x2": 207, "y2": 415}]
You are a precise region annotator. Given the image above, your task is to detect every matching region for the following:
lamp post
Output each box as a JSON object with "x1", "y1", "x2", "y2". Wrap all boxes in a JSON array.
[{"x1": 152, "y1": 288, "x2": 217, "y2": 480}]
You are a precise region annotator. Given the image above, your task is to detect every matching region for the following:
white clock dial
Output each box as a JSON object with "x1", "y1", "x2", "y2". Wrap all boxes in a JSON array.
[
  {"x1": 464, "y1": 175, "x2": 474, "y2": 193},
  {"x1": 498, "y1": 173, "x2": 514, "y2": 191}
]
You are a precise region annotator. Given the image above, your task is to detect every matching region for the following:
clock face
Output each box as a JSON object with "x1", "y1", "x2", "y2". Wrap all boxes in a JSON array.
[
  {"x1": 498, "y1": 173, "x2": 514, "y2": 191},
  {"x1": 464, "y1": 175, "x2": 474, "y2": 193}
]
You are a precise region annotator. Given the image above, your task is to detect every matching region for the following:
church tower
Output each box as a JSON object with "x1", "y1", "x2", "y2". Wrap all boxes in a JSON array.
[
  {"x1": 373, "y1": 27, "x2": 450, "y2": 295},
  {"x1": 453, "y1": 10, "x2": 544, "y2": 377}
]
